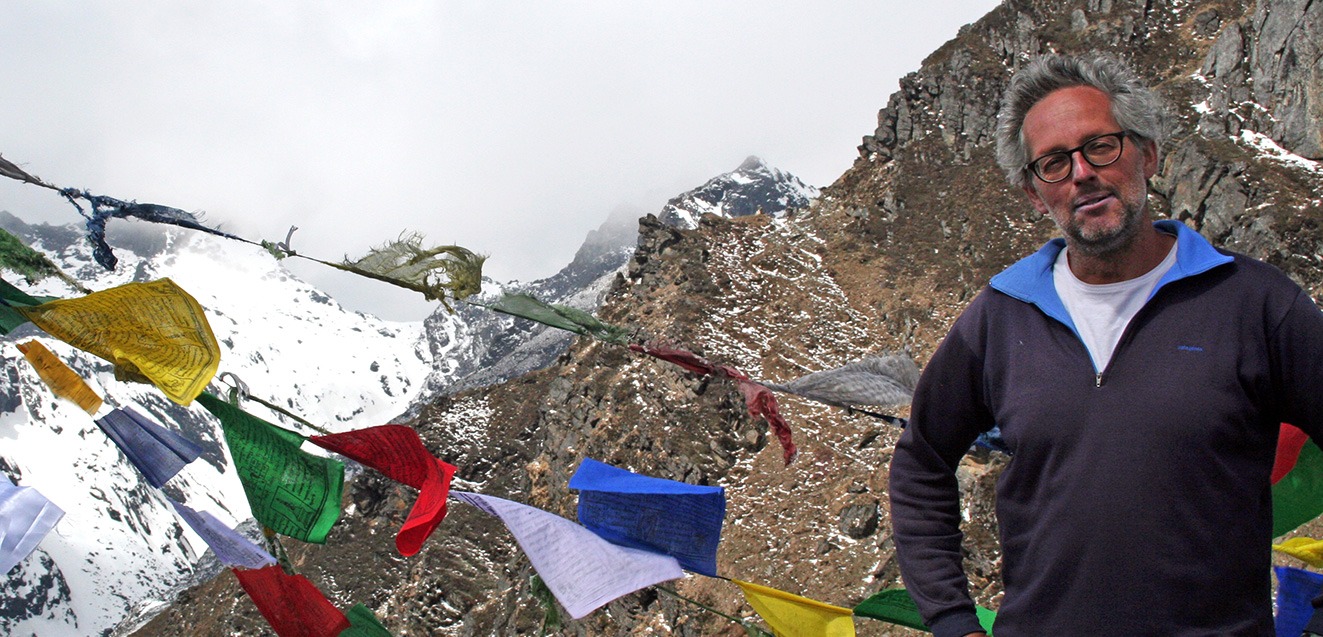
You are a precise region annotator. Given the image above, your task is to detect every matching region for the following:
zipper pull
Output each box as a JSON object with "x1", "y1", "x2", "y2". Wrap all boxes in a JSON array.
[{"x1": 1095, "y1": 372, "x2": 1104, "y2": 388}]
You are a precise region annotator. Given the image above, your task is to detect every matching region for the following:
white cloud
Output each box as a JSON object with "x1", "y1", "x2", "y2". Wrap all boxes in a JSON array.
[{"x1": 0, "y1": 0, "x2": 1001, "y2": 319}]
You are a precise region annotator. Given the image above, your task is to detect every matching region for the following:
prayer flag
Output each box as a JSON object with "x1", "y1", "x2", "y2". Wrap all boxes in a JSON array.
[
  {"x1": 852, "y1": 589, "x2": 927, "y2": 630},
  {"x1": 732, "y1": 579, "x2": 856, "y2": 637},
  {"x1": 168, "y1": 498, "x2": 275, "y2": 569},
  {"x1": 452, "y1": 491, "x2": 683, "y2": 619},
  {"x1": 853, "y1": 588, "x2": 996, "y2": 634},
  {"x1": 569, "y1": 458, "x2": 725, "y2": 576},
  {"x1": 340, "y1": 604, "x2": 394, "y2": 637},
  {"x1": 233, "y1": 565, "x2": 350, "y2": 637},
  {"x1": 1274, "y1": 423, "x2": 1310, "y2": 484},
  {"x1": 1273, "y1": 437, "x2": 1323, "y2": 538},
  {"x1": 630, "y1": 344, "x2": 798, "y2": 465},
  {"x1": 1, "y1": 476, "x2": 64, "y2": 574},
  {"x1": 1275, "y1": 537, "x2": 1323, "y2": 568},
  {"x1": 309, "y1": 425, "x2": 457, "y2": 556},
  {"x1": 16, "y1": 340, "x2": 103, "y2": 414},
  {"x1": 0, "y1": 228, "x2": 85, "y2": 292},
  {"x1": 96, "y1": 407, "x2": 202, "y2": 488},
  {"x1": 1274, "y1": 566, "x2": 1323, "y2": 637},
  {"x1": 763, "y1": 354, "x2": 920, "y2": 409},
  {"x1": 197, "y1": 393, "x2": 344, "y2": 543},
  {"x1": 0, "y1": 276, "x2": 47, "y2": 334},
  {"x1": 483, "y1": 293, "x2": 632, "y2": 345},
  {"x1": 333, "y1": 234, "x2": 484, "y2": 308},
  {"x1": 17, "y1": 279, "x2": 220, "y2": 404}
]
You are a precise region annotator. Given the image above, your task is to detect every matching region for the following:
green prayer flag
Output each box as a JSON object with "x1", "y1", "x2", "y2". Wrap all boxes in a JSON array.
[
  {"x1": 853, "y1": 588, "x2": 995, "y2": 634},
  {"x1": 484, "y1": 293, "x2": 631, "y2": 345},
  {"x1": 0, "y1": 228, "x2": 85, "y2": 291},
  {"x1": 196, "y1": 393, "x2": 344, "y2": 543},
  {"x1": 1274, "y1": 439, "x2": 1323, "y2": 538},
  {"x1": 0, "y1": 277, "x2": 50, "y2": 334},
  {"x1": 340, "y1": 604, "x2": 394, "y2": 637},
  {"x1": 853, "y1": 589, "x2": 926, "y2": 630}
]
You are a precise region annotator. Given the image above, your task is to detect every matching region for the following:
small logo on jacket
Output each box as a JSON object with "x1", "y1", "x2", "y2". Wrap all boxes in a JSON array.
[{"x1": 1176, "y1": 345, "x2": 1205, "y2": 353}]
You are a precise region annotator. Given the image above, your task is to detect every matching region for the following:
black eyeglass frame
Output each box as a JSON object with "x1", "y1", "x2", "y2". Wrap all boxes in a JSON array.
[{"x1": 1025, "y1": 130, "x2": 1132, "y2": 184}]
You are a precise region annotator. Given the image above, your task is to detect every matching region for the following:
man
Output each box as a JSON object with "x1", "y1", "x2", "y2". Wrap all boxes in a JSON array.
[{"x1": 887, "y1": 53, "x2": 1323, "y2": 636}]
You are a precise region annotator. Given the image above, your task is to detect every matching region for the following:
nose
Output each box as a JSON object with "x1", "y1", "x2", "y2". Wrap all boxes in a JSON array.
[{"x1": 1070, "y1": 149, "x2": 1098, "y2": 183}]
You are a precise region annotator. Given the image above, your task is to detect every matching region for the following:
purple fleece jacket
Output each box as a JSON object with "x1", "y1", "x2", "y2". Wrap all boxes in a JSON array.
[{"x1": 889, "y1": 220, "x2": 1323, "y2": 637}]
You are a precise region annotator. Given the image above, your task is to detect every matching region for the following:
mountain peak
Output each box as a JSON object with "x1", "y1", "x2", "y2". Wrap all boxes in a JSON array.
[
  {"x1": 657, "y1": 158, "x2": 819, "y2": 230},
  {"x1": 737, "y1": 155, "x2": 767, "y2": 172}
]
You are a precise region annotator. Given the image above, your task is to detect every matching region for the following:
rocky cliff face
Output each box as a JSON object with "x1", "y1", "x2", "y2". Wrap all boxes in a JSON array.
[{"x1": 133, "y1": 0, "x2": 1323, "y2": 635}]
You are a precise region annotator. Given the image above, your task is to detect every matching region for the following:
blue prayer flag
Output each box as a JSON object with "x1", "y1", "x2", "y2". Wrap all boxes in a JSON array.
[
  {"x1": 169, "y1": 498, "x2": 275, "y2": 570},
  {"x1": 1275, "y1": 566, "x2": 1323, "y2": 637},
  {"x1": 569, "y1": 458, "x2": 725, "y2": 576},
  {"x1": 96, "y1": 407, "x2": 204, "y2": 488}
]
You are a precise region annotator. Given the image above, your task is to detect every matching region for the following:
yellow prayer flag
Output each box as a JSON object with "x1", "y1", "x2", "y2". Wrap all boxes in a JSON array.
[
  {"x1": 1274, "y1": 536, "x2": 1323, "y2": 568},
  {"x1": 733, "y1": 579, "x2": 856, "y2": 637},
  {"x1": 18, "y1": 279, "x2": 220, "y2": 405},
  {"x1": 15, "y1": 340, "x2": 103, "y2": 414}
]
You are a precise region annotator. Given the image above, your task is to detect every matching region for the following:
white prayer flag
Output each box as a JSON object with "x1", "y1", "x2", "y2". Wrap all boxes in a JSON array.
[
  {"x1": 453, "y1": 491, "x2": 684, "y2": 619},
  {"x1": 1, "y1": 476, "x2": 64, "y2": 574}
]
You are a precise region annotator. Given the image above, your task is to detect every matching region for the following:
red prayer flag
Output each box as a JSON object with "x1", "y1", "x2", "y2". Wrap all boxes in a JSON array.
[
  {"x1": 631, "y1": 343, "x2": 797, "y2": 465},
  {"x1": 232, "y1": 566, "x2": 349, "y2": 637},
  {"x1": 1275, "y1": 423, "x2": 1310, "y2": 484},
  {"x1": 309, "y1": 425, "x2": 457, "y2": 556}
]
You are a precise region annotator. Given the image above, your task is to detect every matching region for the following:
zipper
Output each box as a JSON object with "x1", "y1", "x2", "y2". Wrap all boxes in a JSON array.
[{"x1": 1095, "y1": 372, "x2": 1103, "y2": 388}]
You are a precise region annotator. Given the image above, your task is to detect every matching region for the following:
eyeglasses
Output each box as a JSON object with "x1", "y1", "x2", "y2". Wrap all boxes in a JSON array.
[{"x1": 1026, "y1": 131, "x2": 1130, "y2": 183}]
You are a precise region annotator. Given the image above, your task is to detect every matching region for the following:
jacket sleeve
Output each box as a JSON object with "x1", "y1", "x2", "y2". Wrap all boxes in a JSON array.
[
  {"x1": 888, "y1": 295, "x2": 996, "y2": 637},
  {"x1": 1271, "y1": 291, "x2": 1323, "y2": 633}
]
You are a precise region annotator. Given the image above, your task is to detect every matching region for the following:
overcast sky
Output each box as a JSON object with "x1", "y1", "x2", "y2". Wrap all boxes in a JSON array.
[{"x1": 1, "y1": 1, "x2": 1001, "y2": 320}]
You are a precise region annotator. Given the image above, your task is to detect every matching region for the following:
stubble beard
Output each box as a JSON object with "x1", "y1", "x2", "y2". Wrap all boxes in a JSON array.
[{"x1": 1058, "y1": 192, "x2": 1147, "y2": 258}]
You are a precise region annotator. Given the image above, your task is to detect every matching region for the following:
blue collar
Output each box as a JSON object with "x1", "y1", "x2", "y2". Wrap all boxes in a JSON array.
[{"x1": 988, "y1": 220, "x2": 1234, "y2": 331}]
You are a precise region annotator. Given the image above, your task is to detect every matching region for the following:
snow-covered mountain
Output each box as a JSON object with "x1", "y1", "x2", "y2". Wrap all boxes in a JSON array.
[
  {"x1": 414, "y1": 158, "x2": 821, "y2": 403},
  {"x1": 0, "y1": 155, "x2": 820, "y2": 635},
  {"x1": 0, "y1": 213, "x2": 432, "y2": 637},
  {"x1": 657, "y1": 156, "x2": 819, "y2": 230}
]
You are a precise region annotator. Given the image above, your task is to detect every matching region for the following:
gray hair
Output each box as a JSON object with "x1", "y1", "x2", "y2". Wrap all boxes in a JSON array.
[{"x1": 994, "y1": 53, "x2": 1168, "y2": 188}]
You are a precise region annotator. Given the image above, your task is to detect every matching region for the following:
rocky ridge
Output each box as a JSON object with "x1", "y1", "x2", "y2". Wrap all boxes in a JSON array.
[{"x1": 133, "y1": 0, "x2": 1323, "y2": 635}]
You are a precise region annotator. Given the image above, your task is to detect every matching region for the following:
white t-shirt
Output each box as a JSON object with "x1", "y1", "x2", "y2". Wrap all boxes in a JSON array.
[{"x1": 1053, "y1": 239, "x2": 1178, "y2": 373}]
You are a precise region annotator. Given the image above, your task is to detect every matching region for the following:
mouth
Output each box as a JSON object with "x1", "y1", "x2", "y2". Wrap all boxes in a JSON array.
[{"x1": 1073, "y1": 191, "x2": 1115, "y2": 214}]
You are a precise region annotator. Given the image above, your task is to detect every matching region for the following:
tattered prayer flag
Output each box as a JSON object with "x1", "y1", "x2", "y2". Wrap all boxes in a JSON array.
[
  {"x1": 732, "y1": 377, "x2": 797, "y2": 465},
  {"x1": 340, "y1": 604, "x2": 394, "y2": 637},
  {"x1": 853, "y1": 588, "x2": 996, "y2": 634},
  {"x1": 233, "y1": 565, "x2": 350, "y2": 637},
  {"x1": 0, "y1": 227, "x2": 84, "y2": 291},
  {"x1": 96, "y1": 407, "x2": 203, "y2": 488},
  {"x1": 1275, "y1": 537, "x2": 1323, "y2": 569},
  {"x1": 1274, "y1": 423, "x2": 1310, "y2": 484},
  {"x1": 168, "y1": 498, "x2": 275, "y2": 569},
  {"x1": 483, "y1": 293, "x2": 632, "y2": 345},
  {"x1": 630, "y1": 344, "x2": 797, "y2": 465},
  {"x1": 1275, "y1": 566, "x2": 1323, "y2": 637},
  {"x1": 197, "y1": 393, "x2": 344, "y2": 543},
  {"x1": 309, "y1": 425, "x2": 457, "y2": 556},
  {"x1": 733, "y1": 579, "x2": 856, "y2": 637},
  {"x1": 1273, "y1": 437, "x2": 1323, "y2": 538},
  {"x1": 16, "y1": 340, "x2": 103, "y2": 414},
  {"x1": 569, "y1": 458, "x2": 725, "y2": 576},
  {"x1": 452, "y1": 491, "x2": 684, "y2": 619},
  {"x1": 1, "y1": 476, "x2": 64, "y2": 575},
  {"x1": 63, "y1": 192, "x2": 244, "y2": 270},
  {"x1": 17, "y1": 279, "x2": 221, "y2": 404},
  {"x1": 332, "y1": 234, "x2": 484, "y2": 308},
  {"x1": 763, "y1": 354, "x2": 920, "y2": 409}
]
